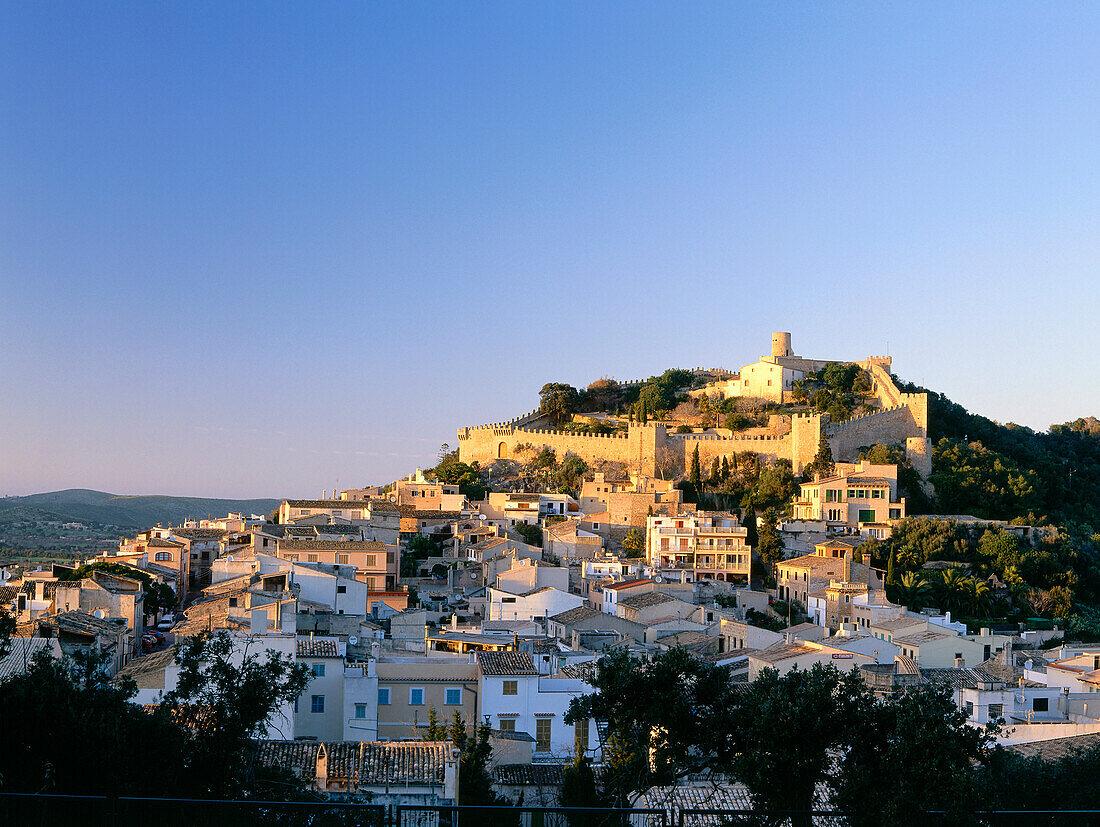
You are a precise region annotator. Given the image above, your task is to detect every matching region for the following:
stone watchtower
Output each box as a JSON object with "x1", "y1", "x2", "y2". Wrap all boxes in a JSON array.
[{"x1": 771, "y1": 331, "x2": 793, "y2": 358}]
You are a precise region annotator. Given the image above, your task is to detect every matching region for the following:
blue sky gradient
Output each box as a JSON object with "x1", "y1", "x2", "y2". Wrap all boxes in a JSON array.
[{"x1": 2, "y1": 3, "x2": 1099, "y2": 497}]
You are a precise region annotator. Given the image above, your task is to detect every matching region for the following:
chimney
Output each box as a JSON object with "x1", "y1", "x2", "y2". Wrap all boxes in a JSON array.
[
  {"x1": 954, "y1": 656, "x2": 965, "y2": 668},
  {"x1": 315, "y1": 744, "x2": 329, "y2": 791}
]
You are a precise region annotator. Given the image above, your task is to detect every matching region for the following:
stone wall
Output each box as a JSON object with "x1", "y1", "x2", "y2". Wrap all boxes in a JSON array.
[{"x1": 458, "y1": 354, "x2": 930, "y2": 481}]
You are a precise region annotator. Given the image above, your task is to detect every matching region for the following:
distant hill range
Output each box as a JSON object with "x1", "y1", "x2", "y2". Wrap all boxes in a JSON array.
[{"x1": 0, "y1": 489, "x2": 281, "y2": 530}]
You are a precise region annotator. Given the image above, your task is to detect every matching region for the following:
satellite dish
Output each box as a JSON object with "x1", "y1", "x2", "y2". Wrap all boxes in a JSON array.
[
  {"x1": 348, "y1": 635, "x2": 358, "y2": 646},
  {"x1": 653, "y1": 576, "x2": 663, "y2": 584},
  {"x1": 388, "y1": 494, "x2": 397, "y2": 502}
]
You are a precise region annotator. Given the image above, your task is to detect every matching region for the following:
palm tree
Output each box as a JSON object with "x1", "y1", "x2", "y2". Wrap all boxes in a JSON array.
[
  {"x1": 893, "y1": 571, "x2": 930, "y2": 611},
  {"x1": 961, "y1": 576, "x2": 993, "y2": 617},
  {"x1": 938, "y1": 568, "x2": 969, "y2": 615}
]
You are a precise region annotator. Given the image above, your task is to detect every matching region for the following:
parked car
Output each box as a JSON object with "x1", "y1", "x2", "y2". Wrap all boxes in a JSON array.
[{"x1": 156, "y1": 615, "x2": 174, "y2": 632}]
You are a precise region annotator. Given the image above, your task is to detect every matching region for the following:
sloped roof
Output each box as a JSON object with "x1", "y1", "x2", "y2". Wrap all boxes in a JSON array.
[
  {"x1": 39, "y1": 610, "x2": 128, "y2": 638},
  {"x1": 619, "y1": 592, "x2": 675, "y2": 610},
  {"x1": 549, "y1": 606, "x2": 601, "y2": 625},
  {"x1": 255, "y1": 740, "x2": 453, "y2": 786},
  {"x1": 1007, "y1": 732, "x2": 1100, "y2": 761},
  {"x1": 113, "y1": 646, "x2": 178, "y2": 688},
  {"x1": 918, "y1": 667, "x2": 1000, "y2": 690},
  {"x1": 173, "y1": 528, "x2": 227, "y2": 539},
  {"x1": 0, "y1": 637, "x2": 59, "y2": 681},
  {"x1": 297, "y1": 638, "x2": 342, "y2": 658},
  {"x1": 604, "y1": 578, "x2": 653, "y2": 591},
  {"x1": 282, "y1": 539, "x2": 387, "y2": 551},
  {"x1": 476, "y1": 650, "x2": 538, "y2": 676}
]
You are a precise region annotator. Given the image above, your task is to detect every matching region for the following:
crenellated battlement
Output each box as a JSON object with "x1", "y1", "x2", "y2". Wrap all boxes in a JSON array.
[{"x1": 456, "y1": 335, "x2": 928, "y2": 477}]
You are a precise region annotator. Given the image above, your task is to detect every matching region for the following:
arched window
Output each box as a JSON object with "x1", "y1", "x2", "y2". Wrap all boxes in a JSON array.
[{"x1": 154, "y1": 551, "x2": 172, "y2": 562}]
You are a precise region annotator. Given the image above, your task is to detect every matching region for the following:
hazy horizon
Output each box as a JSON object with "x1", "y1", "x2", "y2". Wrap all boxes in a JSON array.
[{"x1": 3, "y1": 4, "x2": 1099, "y2": 498}]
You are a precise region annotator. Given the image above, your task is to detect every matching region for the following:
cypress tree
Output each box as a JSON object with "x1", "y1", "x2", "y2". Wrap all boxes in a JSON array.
[
  {"x1": 689, "y1": 444, "x2": 702, "y2": 491},
  {"x1": 743, "y1": 498, "x2": 759, "y2": 549}
]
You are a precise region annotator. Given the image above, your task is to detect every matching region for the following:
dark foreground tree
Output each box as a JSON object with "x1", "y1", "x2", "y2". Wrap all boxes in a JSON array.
[
  {"x1": 163, "y1": 631, "x2": 312, "y2": 797},
  {"x1": 730, "y1": 664, "x2": 868, "y2": 827},
  {"x1": 560, "y1": 752, "x2": 606, "y2": 827},
  {"x1": 832, "y1": 682, "x2": 996, "y2": 827},
  {"x1": 0, "y1": 648, "x2": 187, "y2": 796},
  {"x1": 566, "y1": 648, "x2": 740, "y2": 804}
]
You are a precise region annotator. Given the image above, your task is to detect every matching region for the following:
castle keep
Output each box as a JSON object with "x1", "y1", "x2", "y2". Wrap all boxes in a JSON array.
[{"x1": 457, "y1": 334, "x2": 931, "y2": 481}]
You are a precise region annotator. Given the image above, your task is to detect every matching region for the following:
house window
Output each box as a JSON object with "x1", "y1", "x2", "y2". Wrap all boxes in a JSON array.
[
  {"x1": 445, "y1": 687, "x2": 462, "y2": 705},
  {"x1": 858, "y1": 510, "x2": 875, "y2": 522},
  {"x1": 311, "y1": 695, "x2": 325, "y2": 713},
  {"x1": 889, "y1": 509, "x2": 901, "y2": 520},
  {"x1": 535, "y1": 718, "x2": 551, "y2": 752},
  {"x1": 1033, "y1": 697, "x2": 1049, "y2": 712},
  {"x1": 308, "y1": 554, "x2": 318, "y2": 563},
  {"x1": 364, "y1": 554, "x2": 377, "y2": 567},
  {"x1": 499, "y1": 718, "x2": 515, "y2": 733},
  {"x1": 378, "y1": 688, "x2": 391, "y2": 705},
  {"x1": 286, "y1": 554, "x2": 298, "y2": 562},
  {"x1": 409, "y1": 687, "x2": 425, "y2": 705},
  {"x1": 503, "y1": 680, "x2": 518, "y2": 696},
  {"x1": 574, "y1": 718, "x2": 589, "y2": 752},
  {"x1": 355, "y1": 703, "x2": 368, "y2": 719},
  {"x1": 964, "y1": 701, "x2": 973, "y2": 717},
  {"x1": 311, "y1": 664, "x2": 325, "y2": 677},
  {"x1": 338, "y1": 554, "x2": 349, "y2": 564},
  {"x1": 337, "y1": 585, "x2": 347, "y2": 594},
  {"x1": 155, "y1": 552, "x2": 172, "y2": 561},
  {"x1": 989, "y1": 704, "x2": 1003, "y2": 721},
  {"x1": 228, "y1": 597, "x2": 238, "y2": 607}
]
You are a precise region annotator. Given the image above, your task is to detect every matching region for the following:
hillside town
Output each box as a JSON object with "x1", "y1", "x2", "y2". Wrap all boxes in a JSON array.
[{"x1": 4, "y1": 334, "x2": 1099, "y2": 822}]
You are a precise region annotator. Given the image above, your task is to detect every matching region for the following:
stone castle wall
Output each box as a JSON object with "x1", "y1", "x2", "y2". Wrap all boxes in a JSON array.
[{"x1": 458, "y1": 353, "x2": 930, "y2": 481}]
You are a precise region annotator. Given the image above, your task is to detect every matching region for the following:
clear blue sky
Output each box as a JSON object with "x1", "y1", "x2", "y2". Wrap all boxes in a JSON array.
[{"x1": 2, "y1": 3, "x2": 1099, "y2": 498}]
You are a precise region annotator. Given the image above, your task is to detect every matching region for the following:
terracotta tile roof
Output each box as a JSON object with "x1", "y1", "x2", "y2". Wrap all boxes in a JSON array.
[
  {"x1": 549, "y1": 606, "x2": 601, "y2": 625},
  {"x1": 286, "y1": 499, "x2": 374, "y2": 509},
  {"x1": 1008, "y1": 732, "x2": 1100, "y2": 761},
  {"x1": 0, "y1": 585, "x2": 19, "y2": 605},
  {"x1": 494, "y1": 763, "x2": 569, "y2": 786},
  {"x1": 147, "y1": 538, "x2": 184, "y2": 548},
  {"x1": 557, "y1": 661, "x2": 598, "y2": 682},
  {"x1": 281, "y1": 539, "x2": 387, "y2": 551},
  {"x1": 476, "y1": 650, "x2": 538, "y2": 676},
  {"x1": 0, "y1": 638, "x2": 59, "y2": 681},
  {"x1": 39, "y1": 610, "x2": 129, "y2": 638},
  {"x1": 918, "y1": 667, "x2": 1000, "y2": 689},
  {"x1": 113, "y1": 646, "x2": 178, "y2": 688},
  {"x1": 619, "y1": 592, "x2": 675, "y2": 610},
  {"x1": 297, "y1": 638, "x2": 342, "y2": 658},
  {"x1": 255, "y1": 740, "x2": 453, "y2": 786},
  {"x1": 894, "y1": 630, "x2": 953, "y2": 646},
  {"x1": 173, "y1": 528, "x2": 227, "y2": 539},
  {"x1": 751, "y1": 641, "x2": 817, "y2": 663},
  {"x1": 604, "y1": 578, "x2": 653, "y2": 591}
]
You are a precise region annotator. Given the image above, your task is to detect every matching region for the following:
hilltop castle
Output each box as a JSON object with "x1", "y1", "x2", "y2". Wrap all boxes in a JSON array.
[{"x1": 457, "y1": 333, "x2": 931, "y2": 481}]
